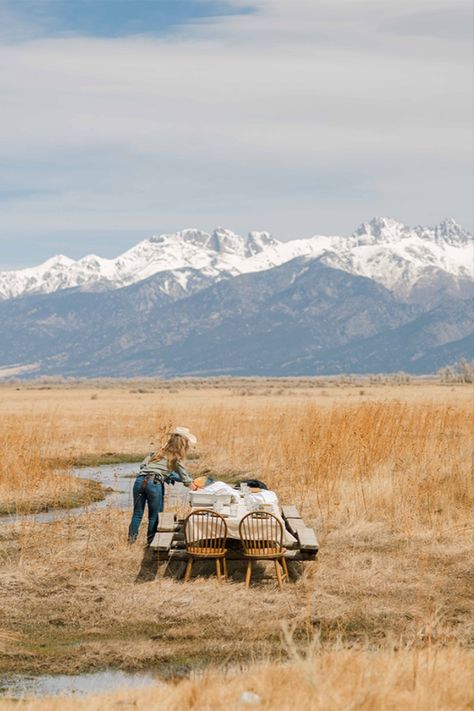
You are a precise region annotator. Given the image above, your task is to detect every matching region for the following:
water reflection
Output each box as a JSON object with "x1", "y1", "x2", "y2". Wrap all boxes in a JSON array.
[{"x1": 1, "y1": 670, "x2": 159, "y2": 698}]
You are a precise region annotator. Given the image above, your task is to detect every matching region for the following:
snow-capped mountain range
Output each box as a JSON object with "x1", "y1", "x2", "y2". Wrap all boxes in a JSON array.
[
  {"x1": 1, "y1": 216, "x2": 472, "y2": 379},
  {"x1": 1, "y1": 217, "x2": 472, "y2": 304}
]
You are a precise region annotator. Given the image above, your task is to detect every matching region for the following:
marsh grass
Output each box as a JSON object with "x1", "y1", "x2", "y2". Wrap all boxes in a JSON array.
[
  {"x1": 0, "y1": 646, "x2": 472, "y2": 710},
  {"x1": 0, "y1": 384, "x2": 472, "y2": 708}
]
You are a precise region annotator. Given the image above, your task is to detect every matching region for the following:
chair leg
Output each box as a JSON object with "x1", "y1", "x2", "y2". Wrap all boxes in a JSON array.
[
  {"x1": 274, "y1": 559, "x2": 283, "y2": 590},
  {"x1": 184, "y1": 557, "x2": 193, "y2": 582},
  {"x1": 216, "y1": 558, "x2": 221, "y2": 581},
  {"x1": 245, "y1": 559, "x2": 252, "y2": 589},
  {"x1": 222, "y1": 557, "x2": 228, "y2": 580},
  {"x1": 281, "y1": 556, "x2": 289, "y2": 582}
]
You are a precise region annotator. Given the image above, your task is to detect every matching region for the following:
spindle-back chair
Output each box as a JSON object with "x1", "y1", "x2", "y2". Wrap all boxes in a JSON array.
[
  {"x1": 183, "y1": 509, "x2": 228, "y2": 582},
  {"x1": 239, "y1": 511, "x2": 289, "y2": 590}
]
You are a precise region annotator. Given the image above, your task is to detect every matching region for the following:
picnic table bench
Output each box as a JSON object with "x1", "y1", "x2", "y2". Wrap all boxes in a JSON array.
[{"x1": 149, "y1": 506, "x2": 319, "y2": 565}]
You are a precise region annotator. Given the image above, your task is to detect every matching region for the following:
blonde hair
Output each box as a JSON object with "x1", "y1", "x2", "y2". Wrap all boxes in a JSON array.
[{"x1": 151, "y1": 433, "x2": 189, "y2": 471}]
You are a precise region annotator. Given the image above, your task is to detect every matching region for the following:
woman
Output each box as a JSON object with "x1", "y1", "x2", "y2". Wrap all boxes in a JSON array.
[{"x1": 128, "y1": 426, "x2": 196, "y2": 545}]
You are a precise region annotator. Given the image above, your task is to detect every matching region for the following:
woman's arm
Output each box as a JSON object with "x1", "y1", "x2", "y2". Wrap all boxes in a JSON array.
[{"x1": 174, "y1": 461, "x2": 193, "y2": 487}]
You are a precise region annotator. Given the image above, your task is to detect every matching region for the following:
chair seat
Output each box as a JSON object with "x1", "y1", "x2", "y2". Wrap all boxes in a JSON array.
[
  {"x1": 188, "y1": 549, "x2": 227, "y2": 558},
  {"x1": 242, "y1": 551, "x2": 284, "y2": 560}
]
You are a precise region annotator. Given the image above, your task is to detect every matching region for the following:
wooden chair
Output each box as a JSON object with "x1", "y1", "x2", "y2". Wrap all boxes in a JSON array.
[
  {"x1": 183, "y1": 509, "x2": 228, "y2": 582},
  {"x1": 239, "y1": 511, "x2": 289, "y2": 590}
]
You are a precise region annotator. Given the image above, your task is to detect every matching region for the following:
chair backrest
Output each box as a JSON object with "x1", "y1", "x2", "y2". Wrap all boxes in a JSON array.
[
  {"x1": 184, "y1": 509, "x2": 227, "y2": 555},
  {"x1": 239, "y1": 511, "x2": 283, "y2": 556}
]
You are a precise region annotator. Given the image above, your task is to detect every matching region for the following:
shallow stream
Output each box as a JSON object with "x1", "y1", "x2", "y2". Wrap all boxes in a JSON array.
[
  {"x1": 0, "y1": 670, "x2": 160, "y2": 698},
  {"x1": 0, "y1": 462, "x2": 190, "y2": 698},
  {"x1": 0, "y1": 462, "x2": 189, "y2": 525}
]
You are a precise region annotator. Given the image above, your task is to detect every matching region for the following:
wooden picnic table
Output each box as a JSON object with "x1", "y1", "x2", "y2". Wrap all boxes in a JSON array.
[{"x1": 149, "y1": 504, "x2": 319, "y2": 566}]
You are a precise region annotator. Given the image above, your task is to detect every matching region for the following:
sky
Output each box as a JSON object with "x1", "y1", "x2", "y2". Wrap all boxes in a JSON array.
[{"x1": 0, "y1": 0, "x2": 472, "y2": 268}]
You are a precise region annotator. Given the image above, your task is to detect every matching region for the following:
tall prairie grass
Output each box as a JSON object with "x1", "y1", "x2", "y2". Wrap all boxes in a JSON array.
[
  {"x1": 0, "y1": 416, "x2": 67, "y2": 513},
  {"x1": 0, "y1": 384, "x2": 472, "y2": 708},
  {"x1": 2, "y1": 394, "x2": 472, "y2": 533}
]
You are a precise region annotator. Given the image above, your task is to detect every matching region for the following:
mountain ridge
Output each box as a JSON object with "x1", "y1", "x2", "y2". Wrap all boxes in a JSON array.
[
  {"x1": 1, "y1": 256, "x2": 471, "y2": 378},
  {"x1": 1, "y1": 217, "x2": 472, "y2": 304}
]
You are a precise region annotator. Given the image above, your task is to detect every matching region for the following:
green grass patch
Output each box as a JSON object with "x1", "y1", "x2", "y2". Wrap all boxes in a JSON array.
[
  {"x1": 46, "y1": 452, "x2": 144, "y2": 469},
  {"x1": 0, "y1": 619, "x2": 286, "y2": 677},
  {"x1": 0, "y1": 480, "x2": 105, "y2": 515}
]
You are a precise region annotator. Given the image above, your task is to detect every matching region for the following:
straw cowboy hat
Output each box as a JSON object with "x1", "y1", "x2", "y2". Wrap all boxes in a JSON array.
[{"x1": 172, "y1": 426, "x2": 197, "y2": 446}]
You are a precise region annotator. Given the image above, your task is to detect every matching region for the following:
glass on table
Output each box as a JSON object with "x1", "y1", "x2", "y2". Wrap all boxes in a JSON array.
[{"x1": 240, "y1": 482, "x2": 249, "y2": 497}]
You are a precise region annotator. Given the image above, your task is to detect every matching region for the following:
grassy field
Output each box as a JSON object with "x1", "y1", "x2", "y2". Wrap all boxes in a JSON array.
[{"x1": 0, "y1": 380, "x2": 473, "y2": 709}]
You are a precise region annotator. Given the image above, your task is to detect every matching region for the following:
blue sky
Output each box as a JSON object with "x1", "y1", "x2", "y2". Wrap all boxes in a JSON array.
[
  {"x1": 2, "y1": 0, "x2": 253, "y2": 39},
  {"x1": 0, "y1": 0, "x2": 472, "y2": 268}
]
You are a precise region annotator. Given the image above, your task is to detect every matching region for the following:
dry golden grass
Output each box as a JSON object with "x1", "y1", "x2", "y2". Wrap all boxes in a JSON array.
[
  {"x1": 0, "y1": 417, "x2": 103, "y2": 514},
  {"x1": 1, "y1": 647, "x2": 473, "y2": 711},
  {"x1": 0, "y1": 383, "x2": 473, "y2": 709},
  {"x1": 1, "y1": 381, "x2": 472, "y2": 520}
]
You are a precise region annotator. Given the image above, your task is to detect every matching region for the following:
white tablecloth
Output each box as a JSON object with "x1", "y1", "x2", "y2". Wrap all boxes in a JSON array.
[{"x1": 189, "y1": 498, "x2": 297, "y2": 547}]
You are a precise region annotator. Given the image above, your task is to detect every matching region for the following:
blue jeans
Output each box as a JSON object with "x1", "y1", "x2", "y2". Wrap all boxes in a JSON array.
[{"x1": 128, "y1": 475, "x2": 164, "y2": 545}]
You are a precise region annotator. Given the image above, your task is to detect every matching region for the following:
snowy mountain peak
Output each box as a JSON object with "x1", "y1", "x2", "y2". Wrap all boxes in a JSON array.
[
  {"x1": 148, "y1": 227, "x2": 266, "y2": 257},
  {"x1": 363, "y1": 216, "x2": 401, "y2": 233},
  {"x1": 352, "y1": 216, "x2": 473, "y2": 248},
  {"x1": 149, "y1": 229, "x2": 211, "y2": 248},
  {"x1": 246, "y1": 231, "x2": 277, "y2": 256},
  {"x1": 411, "y1": 219, "x2": 472, "y2": 247},
  {"x1": 210, "y1": 227, "x2": 246, "y2": 255},
  {"x1": 209, "y1": 228, "x2": 278, "y2": 257},
  {"x1": 352, "y1": 217, "x2": 411, "y2": 245},
  {"x1": 432, "y1": 218, "x2": 472, "y2": 246},
  {"x1": 43, "y1": 254, "x2": 75, "y2": 268}
]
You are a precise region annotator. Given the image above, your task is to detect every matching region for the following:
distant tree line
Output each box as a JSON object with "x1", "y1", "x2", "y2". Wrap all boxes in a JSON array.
[{"x1": 438, "y1": 358, "x2": 474, "y2": 384}]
